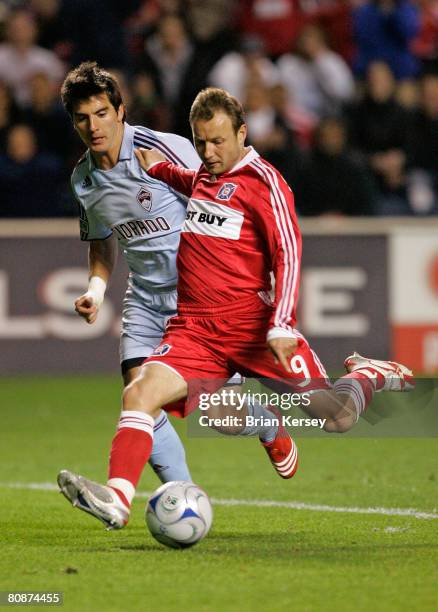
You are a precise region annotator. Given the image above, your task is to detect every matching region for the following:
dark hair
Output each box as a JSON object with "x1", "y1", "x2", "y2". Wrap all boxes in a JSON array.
[
  {"x1": 61, "y1": 61, "x2": 125, "y2": 120},
  {"x1": 189, "y1": 87, "x2": 245, "y2": 133}
]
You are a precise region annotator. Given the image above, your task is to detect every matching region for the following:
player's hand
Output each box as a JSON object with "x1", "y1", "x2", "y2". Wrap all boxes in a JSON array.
[
  {"x1": 134, "y1": 147, "x2": 167, "y2": 171},
  {"x1": 268, "y1": 337, "x2": 299, "y2": 373},
  {"x1": 74, "y1": 293, "x2": 99, "y2": 324}
]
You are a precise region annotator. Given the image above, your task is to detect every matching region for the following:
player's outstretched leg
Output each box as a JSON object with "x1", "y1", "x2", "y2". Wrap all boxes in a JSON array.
[
  {"x1": 57, "y1": 363, "x2": 187, "y2": 529},
  {"x1": 57, "y1": 408, "x2": 155, "y2": 530},
  {"x1": 314, "y1": 352, "x2": 415, "y2": 432},
  {"x1": 57, "y1": 470, "x2": 130, "y2": 530}
]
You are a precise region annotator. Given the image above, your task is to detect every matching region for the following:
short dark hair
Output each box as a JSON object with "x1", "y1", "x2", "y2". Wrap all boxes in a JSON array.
[
  {"x1": 189, "y1": 87, "x2": 245, "y2": 133},
  {"x1": 61, "y1": 61, "x2": 125, "y2": 120}
]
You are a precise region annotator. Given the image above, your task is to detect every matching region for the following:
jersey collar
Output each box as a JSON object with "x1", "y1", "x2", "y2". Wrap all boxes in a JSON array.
[
  {"x1": 119, "y1": 122, "x2": 135, "y2": 161},
  {"x1": 227, "y1": 146, "x2": 259, "y2": 174}
]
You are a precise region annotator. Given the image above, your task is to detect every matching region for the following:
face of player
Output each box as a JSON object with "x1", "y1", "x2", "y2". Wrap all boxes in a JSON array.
[
  {"x1": 192, "y1": 111, "x2": 247, "y2": 176},
  {"x1": 72, "y1": 93, "x2": 125, "y2": 169}
]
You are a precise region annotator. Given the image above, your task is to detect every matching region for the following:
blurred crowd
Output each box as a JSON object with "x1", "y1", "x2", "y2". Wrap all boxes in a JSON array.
[{"x1": 0, "y1": 0, "x2": 437, "y2": 218}]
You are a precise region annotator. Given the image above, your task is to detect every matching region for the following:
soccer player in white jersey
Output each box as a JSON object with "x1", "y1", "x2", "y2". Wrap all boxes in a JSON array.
[
  {"x1": 60, "y1": 61, "x2": 200, "y2": 485},
  {"x1": 58, "y1": 64, "x2": 293, "y2": 516}
]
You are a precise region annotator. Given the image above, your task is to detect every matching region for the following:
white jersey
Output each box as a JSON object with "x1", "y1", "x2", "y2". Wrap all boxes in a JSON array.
[{"x1": 71, "y1": 122, "x2": 201, "y2": 295}]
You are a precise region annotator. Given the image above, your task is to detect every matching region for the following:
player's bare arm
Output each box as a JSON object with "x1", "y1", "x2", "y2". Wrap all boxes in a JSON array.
[
  {"x1": 268, "y1": 337, "x2": 299, "y2": 373},
  {"x1": 75, "y1": 236, "x2": 117, "y2": 324},
  {"x1": 134, "y1": 147, "x2": 167, "y2": 171}
]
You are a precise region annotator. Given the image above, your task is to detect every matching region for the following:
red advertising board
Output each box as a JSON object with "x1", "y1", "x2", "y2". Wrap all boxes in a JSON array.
[{"x1": 391, "y1": 232, "x2": 438, "y2": 373}]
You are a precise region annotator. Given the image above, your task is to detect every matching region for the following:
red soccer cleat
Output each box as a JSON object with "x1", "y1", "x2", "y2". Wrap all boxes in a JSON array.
[{"x1": 261, "y1": 408, "x2": 298, "y2": 479}]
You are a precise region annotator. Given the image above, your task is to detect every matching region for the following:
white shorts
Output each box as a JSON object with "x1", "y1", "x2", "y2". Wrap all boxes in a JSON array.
[{"x1": 119, "y1": 285, "x2": 177, "y2": 363}]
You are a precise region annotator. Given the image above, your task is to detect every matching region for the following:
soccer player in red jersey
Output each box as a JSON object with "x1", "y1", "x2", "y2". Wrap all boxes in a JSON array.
[{"x1": 57, "y1": 88, "x2": 414, "y2": 529}]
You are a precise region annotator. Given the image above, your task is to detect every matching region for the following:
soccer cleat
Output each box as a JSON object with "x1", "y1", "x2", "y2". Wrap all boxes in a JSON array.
[
  {"x1": 344, "y1": 352, "x2": 415, "y2": 392},
  {"x1": 57, "y1": 469, "x2": 130, "y2": 530},
  {"x1": 261, "y1": 408, "x2": 298, "y2": 479}
]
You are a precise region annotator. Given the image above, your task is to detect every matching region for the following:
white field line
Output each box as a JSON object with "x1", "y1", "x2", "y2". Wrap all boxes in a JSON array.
[{"x1": 1, "y1": 482, "x2": 437, "y2": 521}]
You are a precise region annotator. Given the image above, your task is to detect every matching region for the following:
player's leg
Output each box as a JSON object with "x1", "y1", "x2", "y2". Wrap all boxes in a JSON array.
[
  {"x1": 119, "y1": 290, "x2": 192, "y2": 483},
  {"x1": 58, "y1": 293, "x2": 190, "y2": 529},
  {"x1": 108, "y1": 361, "x2": 188, "y2": 505},
  {"x1": 243, "y1": 332, "x2": 414, "y2": 434},
  {"x1": 106, "y1": 319, "x2": 236, "y2": 519},
  {"x1": 58, "y1": 318, "x2": 230, "y2": 529},
  {"x1": 279, "y1": 341, "x2": 360, "y2": 433},
  {"x1": 275, "y1": 337, "x2": 414, "y2": 432},
  {"x1": 320, "y1": 351, "x2": 414, "y2": 432},
  {"x1": 58, "y1": 361, "x2": 187, "y2": 529},
  {"x1": 227, "y1": 313, "x2": 413, "y2": 476},
  {"x1": 122, "y1": 359, "x2": 192, "y2": 483},
  {"x1": 203, "y1": 386, "x2": 298, "y2": 479},
  {"x1": 200, "y1": 378, "x2": 297, "y2": 479},
  {"x1": 202, "y1": 380, "x2": 279, "y2": 443}
]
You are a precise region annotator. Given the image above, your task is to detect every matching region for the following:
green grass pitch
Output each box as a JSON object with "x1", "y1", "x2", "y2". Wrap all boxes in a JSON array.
[{"x1": 0, "y1": 376, "x2": 437, "y2": 611}]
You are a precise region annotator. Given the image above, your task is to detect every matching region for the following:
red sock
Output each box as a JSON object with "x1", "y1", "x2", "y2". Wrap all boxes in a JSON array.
[
  {"x1": 334, "y1": 372, "x2": 375, "y2": 418},
  {"x1": 107, "y1": 411, "x2": 155, "y2": 507}
]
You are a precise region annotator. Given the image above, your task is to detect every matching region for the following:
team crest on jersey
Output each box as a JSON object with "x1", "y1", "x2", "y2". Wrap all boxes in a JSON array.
[
  {"x1": 137, "y1": 187, "x2": 153, "y2": 212},
  {"x1": 81, "y1": 175, "x2": 92, "y2": 188},
  {"x1": 216, "y1": 182, "x2": 238, "y2": 201},
  {"x1": 152, "y1": 343, "x2": 172, "y2": 356}
]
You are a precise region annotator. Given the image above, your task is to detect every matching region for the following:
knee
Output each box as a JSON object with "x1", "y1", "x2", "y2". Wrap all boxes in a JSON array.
[
  {"x1": 322, "y1": 416, "x2": 356, "y2": 433},
  {"x1": 123, "y1": 377, "x2": 141, "y2": 401},
  {"x1": 122, "y1": 376, "x2": 159, "y2": 415}
]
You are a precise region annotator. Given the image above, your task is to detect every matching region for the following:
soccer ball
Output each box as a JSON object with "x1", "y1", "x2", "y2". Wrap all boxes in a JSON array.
[{"x1": 145, "y1": 481, "x2": 213, "y2": 549}]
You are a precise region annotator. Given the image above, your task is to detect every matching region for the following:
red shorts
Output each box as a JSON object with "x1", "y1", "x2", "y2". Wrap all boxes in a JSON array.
[{"x1": 145, "y1": 300, "x2": 331, "y2": 417}]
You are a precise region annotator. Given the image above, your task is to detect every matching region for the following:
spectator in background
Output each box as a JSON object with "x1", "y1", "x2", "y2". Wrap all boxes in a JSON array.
[
  {"x1": 0, "y1": 7, "x2": 65, "y2": 107},
  {"x1": 137, "y1": 14, "x2": 194, "y2": 134},
  {"x1": 125, "y1": 0, "x2": 191, "y2": 61},
  {"x1": 237, "y1": 0, "x2": 356, "y2": 63},
  {"x1": 406, "y1": 72, "x2": 438, "y2": 214},
  {"x1": 298, "y1": 117, "x2": 375, "y2": 216},
  {"x1": 0, "y1": 80, "x2": 21, "y2": 150},
  {"x1": 347, "y1": 61, "x2": 411, "y2": 214},
  {"x1": 395, "y1": 79, "x2": 420, "y2": 110},
  {"x1": 0, "y1": 124, "x2": 70, "y2": 217},
  {"x1": 170, "y1": 0, "x2": 238, "y2": 137},
  {"x1": 208, "y1": 35, "x2": 280, "y2": 103},
  {"x1": 187, "y1": 0, "x2": 237, "y2": 51},
  {"x1": 411, "y1": 0, "x2": 438, "y2": 72},
  {"x1": 109, "y1": 66, "x2": 171, "y2": 131},
  {"x1": 141, "y1": 14, "x2": 194, "y2": 110},
  {"x1": 22, "y1": 72, "x2": 77, "y2": 163},
  {"x1": 29, "y1": 0, "x2": 71, "y2": 60},
  {"x1": 352, "y1": 0, "x2": 420, "y2": 80},
  {"x1": 243, "y1": 81, "x2": 303, "y2": 187},
  {"x1": 270, "y1": 82, "x2": 318, "y2": 149},
  {"x1": 310, "y1": 0, "x2": 356, "y2": 64},
  {"x1": 277, "y1": 24, "x2": 355, "y2": 118},
  {"x1": 127, "y1": 1, "x2": 236, "y2": 120},
  {"x1": 128, "y1": 72, "x2": 170, "y2": 131},
  {"x1": 236, "y1": 0, "x2": 307, "y2": 59}
]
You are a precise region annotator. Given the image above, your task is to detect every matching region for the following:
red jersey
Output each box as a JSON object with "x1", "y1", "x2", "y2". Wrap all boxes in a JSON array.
[{"x1": 148, "y1": 147, "x2": 302, "y2": 338}]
